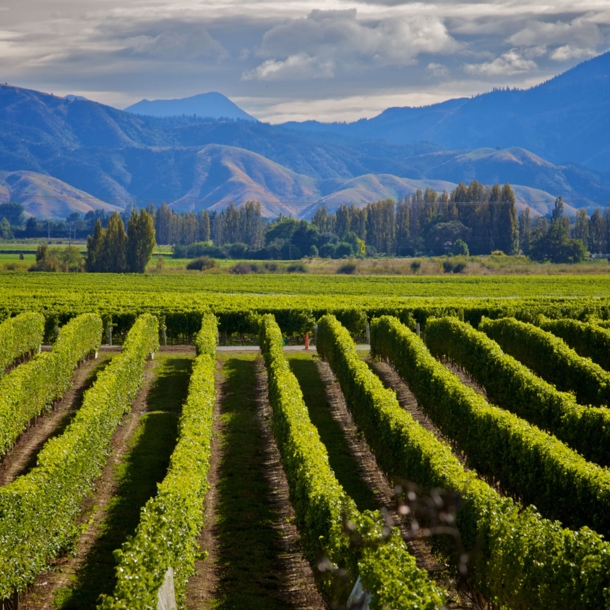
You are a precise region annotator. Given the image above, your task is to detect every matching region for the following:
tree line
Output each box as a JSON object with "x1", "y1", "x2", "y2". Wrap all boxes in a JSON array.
[
  {"x1": 172, "y1": 182, "x2": 522, "y2": 259},
  {"x1": 4, "y1": 181, "x2": 610, "y2": 268}
]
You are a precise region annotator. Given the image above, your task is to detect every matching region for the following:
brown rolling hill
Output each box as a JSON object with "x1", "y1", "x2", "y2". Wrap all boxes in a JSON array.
[{"x1": 0, "y1": 171, "x2": 121, "y2": 220}]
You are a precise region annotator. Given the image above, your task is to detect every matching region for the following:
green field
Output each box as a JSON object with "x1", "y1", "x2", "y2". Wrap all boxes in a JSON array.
[
  {"x1": 5, "y1": 278, "x2": 610, "y2": 608},
  {"x1": 3, "y1": 270, "x2": 610, "y2": 299}
]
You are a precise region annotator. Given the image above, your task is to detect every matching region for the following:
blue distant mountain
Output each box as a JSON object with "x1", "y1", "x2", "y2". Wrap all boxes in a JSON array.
[
  {"x1": 124, "y1": 92, "x2": 256, "y2": 122},
  {"x1": 283, "y1": 51, "x2": 610, "y2": 172},
  {"x1": 1, "y1": 72, "x2": 610, "y2": 218}
]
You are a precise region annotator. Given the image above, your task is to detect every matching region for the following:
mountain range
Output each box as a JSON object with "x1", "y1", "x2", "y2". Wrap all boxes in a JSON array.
[
  {"x1": 0, "y1": 51, "x2": 609, "y2": 220},
  {"x1": 285, "y1": 51, "x2": 610, "y2": 173}
]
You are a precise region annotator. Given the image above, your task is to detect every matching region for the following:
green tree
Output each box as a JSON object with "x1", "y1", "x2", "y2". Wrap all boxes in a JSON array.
[
  {"x1": 86, "y1": 219, "x2": 104, "y2": 271},
  {"x1": 589, "y1": 208, "x2": 604, "y2": 253},
  {"x1": 573, "y1": 209, "x2": 589, "y2": 247},
  {"x1": 155, "y1": 203, "x2": 172, "y2": 245},
  {"x1": 366, "y1": 199, "x2": 395, "y2": 254},
  {"x1": 530, "y1": 198, "x2": 586, "y2": 263},
  {"x1": 198, "y1": 210, "x2": 211, "y2": 242},
  {"x1": 0, "y1": 217, "x2": 13, "y2": 239},
  {"x1": 395, "y1": 200, "x2": 411, "y2": 255},
  {"x1": 240, "y1": 201, "x2": 264, "y2": 248},
  {"x1": 0, "y1": 203, "x2": 24, "y2": 227},
  {"x1": 495, "y1": 184, "x2": 519, "y2": 254},
  {"x1": 335, "y1": 205, "x2": 350, "y2": 238},
  {"x1": 452, "y1": 238, "x2": 469, "y2": 256},
  {"x1": 349, "y1": 205, "x2": 367, "y2": 241},
  {"x1": 101, "y1": 212, "x2": 127, "y2": 273},
  {"x1": 518, "y1": 207, "x2": 532, "y2": 254},
  {"x1": 127, "y1": 209, "x2": 156, "y2": 273},
  {"x1": 312, "y1": 206, "x2": 334, "y2": 234}
]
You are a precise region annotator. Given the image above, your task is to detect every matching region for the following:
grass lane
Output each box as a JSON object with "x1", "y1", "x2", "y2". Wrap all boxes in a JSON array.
[
  {"x1": 211, "y1": 355, "x2": 290, "y2": 610},
  {"x1": 53, "y1": 356, "x2": 192, "y2": 609}
]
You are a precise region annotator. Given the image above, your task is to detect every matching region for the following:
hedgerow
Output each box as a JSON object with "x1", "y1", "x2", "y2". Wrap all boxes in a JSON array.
[
  {"x1": 0, "y1": 312, "x2": 45, "y2": 374},
  {"x1": 537, "y1": 317, "x2": 610, "y2": 371},
  {"x1": 426, "y1": 316, "x2": 610, "y2": 467},
  {"x1": 369, "y1": 314, "x2": 610, "y2": 536},
  {"x1": 0, "y1": 312, "x2": 102, "y2": 457},
  {"x1": 259, "y1": 314, "x2": 446, "y2": 609},
  {"x1": 0, "y1": 314, "x2": 158, "y2": 599},
  {"x1": 100, "y1": 314, "x2": 217, "y2": 609},
  {"x1": 318, "y1": 314, "x2": 610, "y2": 608},
  {"x1": 480, "y1": 317, "x2": 610, "y2": 406}
]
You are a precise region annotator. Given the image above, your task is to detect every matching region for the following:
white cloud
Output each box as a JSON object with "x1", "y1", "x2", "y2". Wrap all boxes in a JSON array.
[
  {"x1": 550, "y1": 44, "x2": 597, "y2": 61},
  {"x1": 243, "y1": 9, "x2": 462, "y2": 81},
  {"x1": 427, "y1": 62, "x2": 449, "y2": 78},
  {"x1": 464, "y1": 49, "x2": 538, "y2": 76},
  {"x1": 242, "y1": 53, "x2": 335, "y2": 80}
]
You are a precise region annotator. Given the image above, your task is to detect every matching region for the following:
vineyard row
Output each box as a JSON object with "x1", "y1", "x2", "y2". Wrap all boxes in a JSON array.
[{"x1": 4, "y1": 312, "x2": 610, "y2": 608}]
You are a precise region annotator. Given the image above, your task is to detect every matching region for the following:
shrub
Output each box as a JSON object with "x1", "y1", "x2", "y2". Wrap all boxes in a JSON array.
[
  {"x1": 337, "y1": 262, "x2": 357, "y2": 275},
  {"x1": 186, "y1": 256, "x2": 217, "y2": 271},
  {"x1": 230, "y1": 262, "x2": 255, "y2": 274}
]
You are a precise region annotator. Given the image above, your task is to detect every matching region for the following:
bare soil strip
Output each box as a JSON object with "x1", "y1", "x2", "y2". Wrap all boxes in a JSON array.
[
  {"x1": 315, "y1": 359, "x2": 397, "y2": 511},
  {"x1": 185, "y1": 360, "x2": 226, "y2": 609},
  {"x1": 253, "y1": 358, "x2": 326, "y2": 610},
  {"x1": 442, "y1": 360, "x2": 490, "y2": 401},
  {"x1": 0, "y1": 355, "x2": 108, "y2": 487},
  {"x1": 18, "y1": 358, "x2": 160, "y2": 610},
  {"x1": 370, "y1": 360, "x2": 468, "y2": 465}
]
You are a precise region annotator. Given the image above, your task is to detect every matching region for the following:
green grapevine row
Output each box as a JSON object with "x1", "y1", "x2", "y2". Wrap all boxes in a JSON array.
[
  {"x1": 317, "y1": 314, "x2": 610, "y2": 608},
  {"x1": 481, "y1": 317, "x2": 610, "y2": 406},
  {"x1": 370, "y1": 315, "x2": 610, "y2": 537},
  {"x1": 0, "y1": 312, "x2": 45, "y2": 374},
  {"x1": 425, "y1": 317, "x2": 610, "y2": 467},
  {"x1": 536, "y1": 317, "x2": 610, "y2": 371},
  {"x1": 100, "y1": 314, "x2": 217, "y2": 609},
  {"x1": 0, "y1": 314, "x2": 159, "y2": 598},
  {"x1": 259, "y1": 314, "x2": 446, "y2": 609},
  {"x1": 0, "y1": 313, "x2": 102, "y2": 457}
]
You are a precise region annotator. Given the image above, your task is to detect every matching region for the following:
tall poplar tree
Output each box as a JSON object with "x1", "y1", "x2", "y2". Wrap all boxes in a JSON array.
[
  {"x1": 496, "y1": 184, "x2": 519, "y2": 254},
  {"x1": 127, "y1": 209, "x2": 156, "y2": 273},
  {"x1": 86, "y1": 219, "x2": 104, "y2": 272},
  {"x1": 102, "y1": 213, "x2": 127, "y2": 273},
  {"x1": 155, "y1": 203, "x2": 172, "y2": 245}
]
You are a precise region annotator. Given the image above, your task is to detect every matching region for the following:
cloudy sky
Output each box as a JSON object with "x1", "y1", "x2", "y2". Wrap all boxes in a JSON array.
[{"x1": 1, "y1": 0, "x2": 609, "y2": 122}]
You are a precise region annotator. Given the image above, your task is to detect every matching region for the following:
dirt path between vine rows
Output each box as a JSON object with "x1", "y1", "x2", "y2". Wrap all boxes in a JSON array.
[
  {"x1": 0, "y1": 355, "x2": 107, "y2": 487},
  {"x1": 18, "y1": 358, "x2": 159, "y2": 610},
  {"x1": 253, "y1": 358, "x2": 326, "y2": 610},
  {"x1": 186, "y1": 354, "x2": 324, "y2": 610},
  {"x1": 441, "y1": 360, "x2": 490, "y2": 401}
]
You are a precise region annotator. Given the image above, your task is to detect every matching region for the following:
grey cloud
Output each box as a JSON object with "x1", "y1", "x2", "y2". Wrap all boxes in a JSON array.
[
  {"x1": 507, "y1": 17, "x2": 602, "y2": 47},
  {"x1": 243, "y1": 9, "x2": 462, "y2": 81},
  {"x1": 1, "y1": 0, "x2": 610, "y2": 121},
  {"x1": 121, "y1": 29, "x2": 228, "y2": 61}
]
